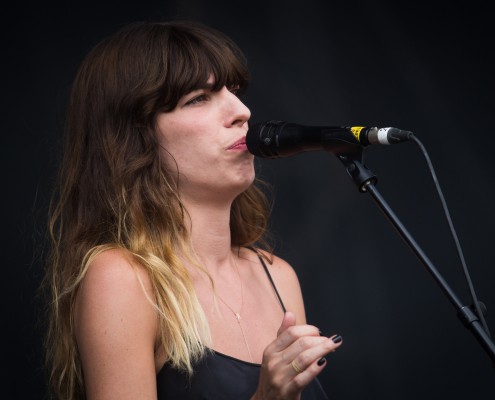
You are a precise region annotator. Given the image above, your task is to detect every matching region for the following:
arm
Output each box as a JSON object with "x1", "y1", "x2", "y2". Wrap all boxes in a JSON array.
[
  {"x1": 252, "y1": 255, "x2": 343, "y2": 400},
  {"x1": 74, "y1": 249, "x2": 159, "y2": 400}
]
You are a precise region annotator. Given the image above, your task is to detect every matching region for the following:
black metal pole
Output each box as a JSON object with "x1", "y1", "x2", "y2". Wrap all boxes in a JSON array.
[{"x1": 337, "y1": 153, "x2": 495, "y2": 366}]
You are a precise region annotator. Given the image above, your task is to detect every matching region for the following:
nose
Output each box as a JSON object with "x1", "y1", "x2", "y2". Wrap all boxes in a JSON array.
[{"x1": 222, "y1": 87, "x2": 251, "y2": 128}]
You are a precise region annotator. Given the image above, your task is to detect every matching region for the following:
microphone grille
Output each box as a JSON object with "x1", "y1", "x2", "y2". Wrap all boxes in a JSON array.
[{"x1": 246, "y1": 121, "x2": 282, "y2": 157}]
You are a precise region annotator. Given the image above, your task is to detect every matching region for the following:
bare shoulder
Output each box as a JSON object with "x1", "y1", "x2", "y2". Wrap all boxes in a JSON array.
[
  {"x1": 80, "y1": 247, "x2": 153, "y2": 295},
  {"x1": 244, "y1": 247, "x2": 307, "y2": 323},
  {"x1": 75, "y1": 247, "x2": 156, "y2": 324},
  {"x1": 248, "y1": 248, "x2": 300, "y2": 286},
  {"x1": 75, "y1": 247, "x2": 158, "y2": 397}
]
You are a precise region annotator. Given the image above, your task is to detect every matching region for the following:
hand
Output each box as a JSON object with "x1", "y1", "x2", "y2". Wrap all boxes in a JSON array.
[{"x1": 251, "y1": 311, "x2": 343, "y2": 400}]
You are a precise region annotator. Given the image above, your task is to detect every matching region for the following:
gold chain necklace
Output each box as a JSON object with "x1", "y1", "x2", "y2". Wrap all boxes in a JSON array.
[{"x1": 214, "y1": 254, "x2": 254, "y2": 363}]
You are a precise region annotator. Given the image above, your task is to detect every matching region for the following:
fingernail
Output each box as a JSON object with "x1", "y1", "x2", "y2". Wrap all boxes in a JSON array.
[
  {"x1": 317, "y1": 357, "x2": 326, "y2": 366},
  {"x1": 318, "y1": 329, "x2": 324, "y2": 336},
  {"x1": 332, "y1": 335, "x2": 342, "y2": 344}
]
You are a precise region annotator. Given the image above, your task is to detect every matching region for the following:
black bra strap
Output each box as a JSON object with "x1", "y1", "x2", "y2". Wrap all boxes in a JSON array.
[{"x1": 247, "y1": 246, "x2": 287, "y2": 313}]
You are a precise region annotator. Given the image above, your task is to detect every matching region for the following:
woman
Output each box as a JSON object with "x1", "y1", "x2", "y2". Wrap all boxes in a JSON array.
[{"x1": 43, "y1": 20, "x2": 343, "y2": 399}]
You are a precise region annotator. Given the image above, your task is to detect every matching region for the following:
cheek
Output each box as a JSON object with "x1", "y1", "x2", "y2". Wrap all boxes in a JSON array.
[
  {"x1": 156, "y1": 118, "x2": 191, "y2": 167},
  {"x1": 155, "y1": 115, "x2": 219, "y2": 176},
  {"x1": 159, "y1": 135, "x2": 211, "y2": 175}
]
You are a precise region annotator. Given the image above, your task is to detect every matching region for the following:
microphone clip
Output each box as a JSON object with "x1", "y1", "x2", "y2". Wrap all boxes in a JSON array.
[{"x1": 338, "y1": 153, "x2": 377, "y2": 192}]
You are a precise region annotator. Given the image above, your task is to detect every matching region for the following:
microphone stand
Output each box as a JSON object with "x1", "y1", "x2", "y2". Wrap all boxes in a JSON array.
[{"x1": 337, "y1": 151, "x2": 495, "y2": 366}]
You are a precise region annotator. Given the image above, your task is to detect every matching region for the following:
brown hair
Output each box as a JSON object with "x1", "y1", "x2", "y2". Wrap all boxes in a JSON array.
[{"x1": 43, "y1": 20, "x2": 271, "y2": 399}]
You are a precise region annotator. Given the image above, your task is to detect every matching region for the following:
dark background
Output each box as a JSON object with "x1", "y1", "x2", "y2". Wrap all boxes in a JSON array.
[{"x1": 4, "y1": 1, "x2": 494, "y2": 399}]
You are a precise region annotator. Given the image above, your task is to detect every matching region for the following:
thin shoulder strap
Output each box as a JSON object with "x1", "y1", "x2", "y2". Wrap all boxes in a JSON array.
[{"x1": 247, "y1": 246, "x2": 287, "y2": 313}]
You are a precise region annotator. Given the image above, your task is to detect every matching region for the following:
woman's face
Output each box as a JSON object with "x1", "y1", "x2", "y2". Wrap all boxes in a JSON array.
[{"x1": 156, "y1": 75, "x2": 254, "y2": 203}]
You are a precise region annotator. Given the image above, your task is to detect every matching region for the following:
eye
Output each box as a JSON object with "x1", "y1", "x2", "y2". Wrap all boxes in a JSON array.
[{"x1": 185, "y1": 93, "x2": 209, "y2": 106}]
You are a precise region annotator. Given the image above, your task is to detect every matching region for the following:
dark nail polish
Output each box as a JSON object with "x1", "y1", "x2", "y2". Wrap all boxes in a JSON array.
[
  {"x1": 332, "y1": 335, "x2": 342, "y2": 344},
  {"x1": 317, "y1": 357, "x2": 326, "y2": 366}
]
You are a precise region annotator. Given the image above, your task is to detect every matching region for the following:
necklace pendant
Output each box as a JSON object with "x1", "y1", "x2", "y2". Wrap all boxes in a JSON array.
[{"x1": 235, "y1": 313, "x2": 241, "y2": 322}]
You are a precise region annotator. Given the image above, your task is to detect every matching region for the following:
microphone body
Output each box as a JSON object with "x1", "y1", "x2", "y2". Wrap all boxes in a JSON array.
[{"x1": 246, "y1": 120, "x2": 413, "y2": 158}]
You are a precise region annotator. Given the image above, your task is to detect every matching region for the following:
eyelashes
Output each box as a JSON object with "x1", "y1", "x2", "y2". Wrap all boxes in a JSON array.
[
  {"x1": 184, "y1": 94, "x2": 209, "y2": 106},
  {"x1": 183, "y1": 84, "x2": 243, "y2": 107}
]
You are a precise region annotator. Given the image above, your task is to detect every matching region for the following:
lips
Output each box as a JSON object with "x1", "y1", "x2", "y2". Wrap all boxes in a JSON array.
[{"x1": 227, "y1": 136, "x2": 247, "y2": 150}]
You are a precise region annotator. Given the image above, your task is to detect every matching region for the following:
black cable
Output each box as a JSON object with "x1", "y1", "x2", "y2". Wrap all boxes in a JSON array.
[{"x1": 410, "y1": 134, "x2": 490, "y2": 336}]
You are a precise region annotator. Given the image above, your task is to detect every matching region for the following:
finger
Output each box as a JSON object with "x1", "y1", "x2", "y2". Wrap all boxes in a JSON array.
[
  {"x1": 267, "y1": 331, "x2": 327, "y2": 360},
  {"x1": 277, "y1": 311, "x2": 296, "y2": 336},
  {"x1": 285, "y1": 342, "x2": 339, "y2": 399},
  {"x1": 273, "y1": 323, "x2": 327, "y2": 353},
  {"x1": 289, "y1": 335, "x2": 343, "y2": 376}
]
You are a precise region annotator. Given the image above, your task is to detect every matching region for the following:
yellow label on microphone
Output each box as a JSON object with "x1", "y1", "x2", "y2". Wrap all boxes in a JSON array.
[{"x1": 350, "y1": 126, "x2": 365, "y2": 141}]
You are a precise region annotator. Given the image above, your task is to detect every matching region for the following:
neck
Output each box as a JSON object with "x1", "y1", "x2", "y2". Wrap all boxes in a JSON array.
[
  {"x1": 180, "y1": 195, "x2": 255, "y2": 363},
  {"x1": 181, "y1": 196, "x2": 234, "y2": 267}
]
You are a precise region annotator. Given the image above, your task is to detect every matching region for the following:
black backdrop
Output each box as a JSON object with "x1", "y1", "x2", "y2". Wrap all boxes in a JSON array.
[{"x1": 4, "y1": 1, "x2": 495, "y2": 399}]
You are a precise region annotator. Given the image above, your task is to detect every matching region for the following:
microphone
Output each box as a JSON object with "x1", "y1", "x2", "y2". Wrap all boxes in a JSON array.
[{"x1": 246, "y1": 120, "x2": 413, "y2": 158}]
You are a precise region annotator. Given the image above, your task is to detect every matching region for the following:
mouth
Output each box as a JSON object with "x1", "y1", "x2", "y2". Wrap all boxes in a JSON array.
[{"x1": 227, "y1": 136, "x2": 248, "y2": 150}]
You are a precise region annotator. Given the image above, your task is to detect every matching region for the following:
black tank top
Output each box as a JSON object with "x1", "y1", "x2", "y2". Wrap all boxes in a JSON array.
[{"x1": 156, "y1": 250, "x2": 329, "y2": 399}]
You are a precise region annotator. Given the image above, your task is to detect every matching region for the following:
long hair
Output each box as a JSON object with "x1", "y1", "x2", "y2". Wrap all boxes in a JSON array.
[{"x1": 42, "y1": 20, "x2": 272, "y2": 400}]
